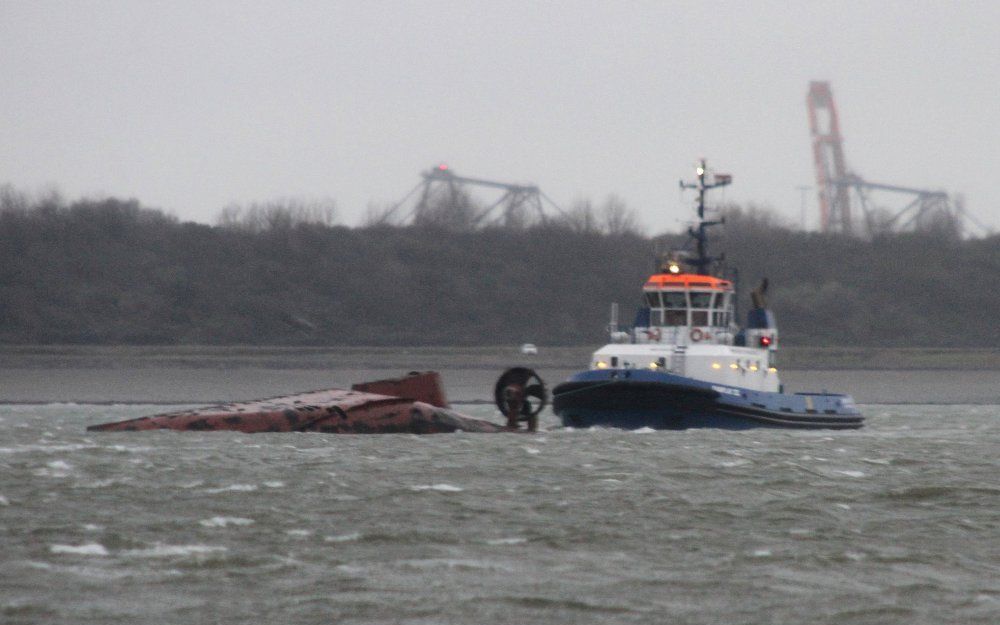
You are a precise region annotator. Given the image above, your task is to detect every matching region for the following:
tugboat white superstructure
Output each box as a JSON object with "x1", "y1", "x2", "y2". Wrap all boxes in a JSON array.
[{"x1": 552, "y1": 160, "x2": 863, "y2": 429}]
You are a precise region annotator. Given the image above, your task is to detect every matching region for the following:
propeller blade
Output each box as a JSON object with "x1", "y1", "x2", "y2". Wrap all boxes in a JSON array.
[{"x1": 525, "y1": 384, "x2": 546, "y2": 399}]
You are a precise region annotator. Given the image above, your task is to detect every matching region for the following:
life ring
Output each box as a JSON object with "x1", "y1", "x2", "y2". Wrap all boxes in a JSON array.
[
  {"x1": 646, "y1": 328, "x2": 661, "y2": 341},
  {"x1": 689, "y1": 328, "x2": 704, "y2": 342}
]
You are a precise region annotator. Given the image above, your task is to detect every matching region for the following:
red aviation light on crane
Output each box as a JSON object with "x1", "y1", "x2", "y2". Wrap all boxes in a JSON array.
[
  {"x1": 759, "y1": 335, "x2": 773, "y2": 347},
  {"x1": 437, "y1": 163, "x2": 449, "y2": 171}
]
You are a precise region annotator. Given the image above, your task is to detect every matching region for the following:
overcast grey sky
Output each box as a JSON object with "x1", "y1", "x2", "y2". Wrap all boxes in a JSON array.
[{"x1": 2, "y1": 1, "x2": 999, "y2": 233}]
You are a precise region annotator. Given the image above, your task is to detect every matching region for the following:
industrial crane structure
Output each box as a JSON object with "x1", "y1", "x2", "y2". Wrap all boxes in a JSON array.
[
  {"x1": 806, "y1": 81, "x2": 971, "y2": 236},
  {"x1": 806, "y1": 81, "x2": 853, "y2": 233},
  {"x1": 380, "y1": 164, "x2": 563, "y2": 229}
]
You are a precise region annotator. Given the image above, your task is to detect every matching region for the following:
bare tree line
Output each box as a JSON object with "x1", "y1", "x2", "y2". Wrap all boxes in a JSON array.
[
  {"x1": 216, "y1": 198, "x2": 339, "y2": 232},
  {"x1": 2, "y1": 184, "x2": 996, "y2": 347}
]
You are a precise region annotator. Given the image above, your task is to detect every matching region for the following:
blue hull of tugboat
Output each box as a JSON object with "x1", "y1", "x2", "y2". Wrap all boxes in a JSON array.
[{"x1": 552, "y1": 369, "x2": 864, "y2": 430}]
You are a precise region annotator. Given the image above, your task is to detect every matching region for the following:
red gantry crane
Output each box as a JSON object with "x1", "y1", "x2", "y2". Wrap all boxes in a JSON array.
[
  {"x1": 806, "y1": 82, "x2": 981, "y2": 236},
  {"x1": 807, "y1": 81, "x2": 853, "y2": 233}
]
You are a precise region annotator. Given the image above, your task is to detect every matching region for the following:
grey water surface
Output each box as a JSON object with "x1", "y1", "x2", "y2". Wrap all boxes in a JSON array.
[{"x1": 1, "y1": 367, "x2": 998, "y2": 624}]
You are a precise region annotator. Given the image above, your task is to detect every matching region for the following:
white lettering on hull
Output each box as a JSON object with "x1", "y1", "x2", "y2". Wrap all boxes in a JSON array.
[{"x1": 711, "y1": 385, "x2": 742, "y2": 397}]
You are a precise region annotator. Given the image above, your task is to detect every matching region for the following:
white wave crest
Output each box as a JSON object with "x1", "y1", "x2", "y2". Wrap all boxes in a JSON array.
[
  {"x1": 411, "y1": 484, "x2": 463, "y2": 492},
  {"x1": 124, "y1": 544, "x2": 227, "y2": 558},
  {"x1": 204, "y1": 484, "x2": 258, "y2": 493},
  {"x1": 325, "y1": 532, "x2": 361, "y2": 543},
  {"x1": 486, "y1": 537, "x2": 527, "y2": 545},
  {"x1": 836, "y1": 470, "x2": 867, "y2": 478},
  {"x1": 199, "y1": 516, "x2": 255, "y2": 528},
  {"x1": 34, "y1": 460, "x2": 74, "y2": 477},
  {"x1": 50, "y1": 543, "x2": 109, "y2": 556},
  {"x1": 861, "y1": 457, "x2": 892, "y2": 465},
  {"x1": 77, "y1": 479, "x2": 118, "y2": 489}
]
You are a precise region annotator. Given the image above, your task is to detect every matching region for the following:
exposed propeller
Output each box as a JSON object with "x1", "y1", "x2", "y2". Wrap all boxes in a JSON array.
[{"x1": 493, "y1": 367, "x2": 547, "y2": 430}]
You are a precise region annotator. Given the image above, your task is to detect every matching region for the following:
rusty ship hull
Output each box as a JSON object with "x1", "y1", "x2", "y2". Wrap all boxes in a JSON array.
[{"x1": 87, "y1": 372, "x2": 511, "y2": 434}]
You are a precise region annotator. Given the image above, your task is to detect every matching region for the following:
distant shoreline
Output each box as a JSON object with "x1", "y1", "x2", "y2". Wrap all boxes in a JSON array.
[{"x1": 3, "y1": 345, "x2": 999, "y2": 371}]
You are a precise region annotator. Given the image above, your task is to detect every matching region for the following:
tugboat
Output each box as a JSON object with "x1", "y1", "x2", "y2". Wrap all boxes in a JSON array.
[{"x1": 552, "y1": 160, "x2": 863, "y2": 430}]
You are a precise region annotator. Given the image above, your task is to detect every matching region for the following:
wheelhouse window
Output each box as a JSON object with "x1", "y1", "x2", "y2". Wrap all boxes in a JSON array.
[
  {"x1": 710, "y1": 292, "x2": 731, "y2": 327},
  {"x1": 645, "y1": 292, "x2": 661, "y2": 308},
  {"x1": 664, "y1": 310, "x2": 686, "y2": 325},
  {"x1": 689, "y1": 292, "x2": 712, "y2": 309},
  {"x1": 661, "y1": 290, "x2": 688, "y2": 326},
  {"x1": 662, "y1": 292, "x2": 687, "y2": 309},
  {"x1": 689, "y1": 291, "x2": 712, "y2": 326}
]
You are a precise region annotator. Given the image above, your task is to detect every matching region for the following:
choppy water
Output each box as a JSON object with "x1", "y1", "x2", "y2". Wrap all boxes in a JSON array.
[{"x1": 2, "y1": 399, "x2": 998, "y2": 625}]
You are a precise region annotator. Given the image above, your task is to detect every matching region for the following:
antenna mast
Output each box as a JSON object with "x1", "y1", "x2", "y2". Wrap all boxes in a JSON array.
[{"x1": 679, "y1": 159, "x2": 731, "y2": 276}]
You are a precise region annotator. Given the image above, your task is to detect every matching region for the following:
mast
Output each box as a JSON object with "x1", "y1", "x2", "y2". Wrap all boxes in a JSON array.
[{"x1": 679, "y1": 159, "x2": 731, "y2": 276}]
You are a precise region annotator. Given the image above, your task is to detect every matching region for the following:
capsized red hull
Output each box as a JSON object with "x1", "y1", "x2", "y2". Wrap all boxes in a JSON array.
[
  {"x1": 86, "y1": 372, "x2": 510, "y2": 434},
  {"x1": 351, "y1": 371, "x2": 449, "y2": 408}
]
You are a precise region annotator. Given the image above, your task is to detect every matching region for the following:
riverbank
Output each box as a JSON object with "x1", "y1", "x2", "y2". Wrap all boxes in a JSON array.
[
  {"x1": 3, "y1": 346, "x2": 1000, "y2": 405},
  {"x1": 2, "y1": 345, "x2": 1000, "y2": 371}
]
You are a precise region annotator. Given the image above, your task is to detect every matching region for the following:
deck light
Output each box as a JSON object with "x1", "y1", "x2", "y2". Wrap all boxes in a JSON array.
[
  {"x1": 711, "y1": 362, "x2": 721, "y2": 369},
  {"x1": 729, "y1": 363, "x2": 739, "y2": 370},
  {"x1": 596, "y1": 360, "x2": 608, "y2": 369},
  {"x1": 668, "y1": 262, "x2": 681, "y2": 274},
  {"x1": 768, "y1": 367, "x2": 777, "y2": 373},
  {"x1": 749, "y1": 365, "x2": 759, "y2": 372}
]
